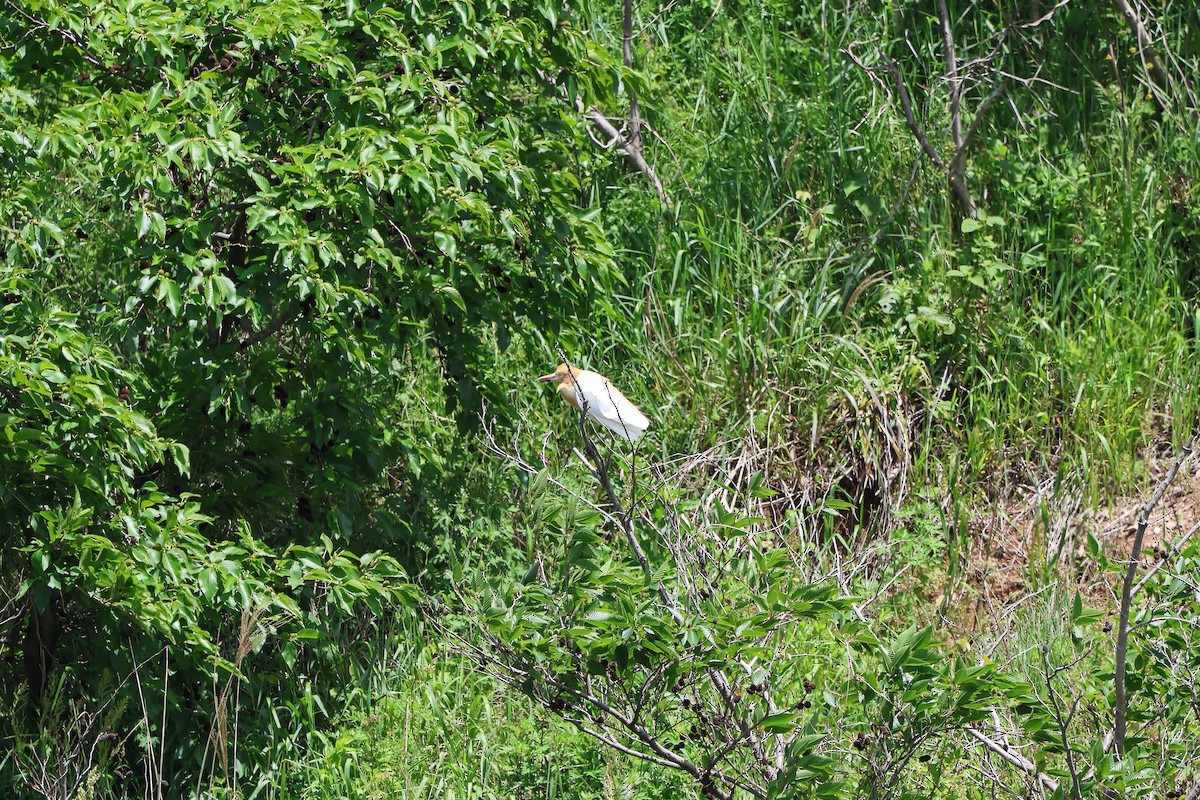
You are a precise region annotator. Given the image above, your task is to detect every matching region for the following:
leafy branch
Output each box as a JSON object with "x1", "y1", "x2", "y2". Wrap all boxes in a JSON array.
[{"x1": 471, "y1": 411, "x2": 850, "y2": 798}]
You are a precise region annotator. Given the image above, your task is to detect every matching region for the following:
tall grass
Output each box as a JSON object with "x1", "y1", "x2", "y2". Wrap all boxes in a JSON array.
[{"x1": 561, "y1": 0, "x2": 1200, "y2": 513}]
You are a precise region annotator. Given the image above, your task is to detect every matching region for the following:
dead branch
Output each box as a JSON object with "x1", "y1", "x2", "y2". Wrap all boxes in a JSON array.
[
  {"x1": 1110, "y1": 0, "x2": 1170, "y2": 90},
  {"x1": 868, "y1": 54, "x2": 945, "y2": 171},
  {"x1": 537, "y1": 0, "x2": 673, "y2": 209},
  {"x1": 843, "y1": 2, "x2": 1082, "y2": 224},
  {"x1": 1114, "y1": 430, "x2": 1198, "y2": 755},
  {"x1": 936, "y1": 0, "x2": 983, "y2": 219},
  {"x1": 622, "y1": 0, "x2": 641, "y2": 153},
  {"x1": 598, "y1": 0, "x2": 673, "y2": 207},
  {"x1": 966, "y1": 727, "x2": 1059, "y2": 793},
  {"x1": 534, "y1": 61, "x2": 674, "y2": 209},
  {"x1": 584, "y1": 107, "x2": 674, "y2": 209},
  {"x1": 946, "y1": 76, "x2": 1009, "y2": 217},
  {"x1": 936, "y1": 0, "x2": 964, "y2": 152}
]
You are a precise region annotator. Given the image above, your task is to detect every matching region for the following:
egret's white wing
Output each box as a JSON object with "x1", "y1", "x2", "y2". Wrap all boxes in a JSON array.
[{"x1": 573, "y1": 370, "x2": 650, "y2": 441}]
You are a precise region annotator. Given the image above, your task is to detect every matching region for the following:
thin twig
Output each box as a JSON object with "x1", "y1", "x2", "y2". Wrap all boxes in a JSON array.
[
  {"x1": 851, "y1": 564, "x2": 911, "y2": 620},
  {"x1": 4, "y1": 1, "x2": 105, "y2": 68},
  {"x1": 869, "y1": 54, "x2": 945, "y2": 170},
  {"x1": 1040, "y1": 646, "x2": 1085, "y2": 800},
  {"x1": 532, "y1": 63, "x2": 673, "y2": 207},
  {"x1": 1133, "y1": 517, "x2": 1200, "y2": 596}
]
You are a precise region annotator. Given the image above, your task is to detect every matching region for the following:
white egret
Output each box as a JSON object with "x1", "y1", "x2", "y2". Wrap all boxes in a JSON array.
[{"x1": 538, "y1": 363, "x2": 650, "y2": 441}]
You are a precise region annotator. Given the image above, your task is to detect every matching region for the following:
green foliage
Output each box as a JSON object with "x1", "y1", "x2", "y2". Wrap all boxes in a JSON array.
[
  {"x1": 2, "y1": 0, "x2": 619, "y2": 545},
  {"x1": 849, "y1": 624, "x2": 1019, "y2": 798},
  {"x1": 3, "y1": 0, "x2": 1200, "y2": 796},
  {"x1": 2, "y1": 0, "x2": 622, "y2": 790},
  {"x1": 451, "y1": 0, "x2": 1200, "y2": 791},
  {"x1": 582, "y1": 0, "x2": 1199, "y2": 497},
  {"x1": 464, "y1": 438, "x2": 1114, "y2": 799},
  {"x1": 1, "y1": 262, "x2": 414, "y2": 793},
  {"x1": 291, "y1": 632, "x2": 693, "y2": 800},
  {"x1": 469, "y1": 462, "x2": 852, "y2": 798},
  {"x1": 892, "y1": 499, "x2": 948, "y2": 572}
]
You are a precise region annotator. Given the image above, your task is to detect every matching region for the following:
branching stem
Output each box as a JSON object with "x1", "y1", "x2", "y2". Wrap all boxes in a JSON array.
[{"x1": 1114, "y1": 430, "x2": 1198, "y2": 754}]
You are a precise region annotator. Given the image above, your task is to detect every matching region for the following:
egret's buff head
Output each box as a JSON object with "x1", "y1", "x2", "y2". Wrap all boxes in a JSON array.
[
  {"x1": 537, "y1": 363, "x2": 576, "y2": 387},
  {"x1": 538, "y1": 363, "x2": 581, "y2": 410}
]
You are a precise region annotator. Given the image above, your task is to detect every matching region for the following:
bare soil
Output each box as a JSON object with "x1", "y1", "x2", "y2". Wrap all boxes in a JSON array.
[{"x1": 941, "y1": 459, "x2": 1200, "y2": 635}]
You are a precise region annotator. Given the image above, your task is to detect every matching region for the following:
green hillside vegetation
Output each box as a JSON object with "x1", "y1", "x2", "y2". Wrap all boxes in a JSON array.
[{"x1": 2, "y1": 0, "x2": 1199, "y2": 797}]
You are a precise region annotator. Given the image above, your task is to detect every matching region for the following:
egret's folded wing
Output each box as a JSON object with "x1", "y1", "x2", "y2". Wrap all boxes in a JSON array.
[
  {"x1": 574, "y1": 372, "x2": 650, "y2": 440},
  {"x1": 594, "y1": 414, "x2": 649, "y2": 440}
]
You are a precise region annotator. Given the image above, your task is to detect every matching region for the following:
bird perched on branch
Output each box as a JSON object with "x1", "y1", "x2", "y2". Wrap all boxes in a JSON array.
[{"x1": 538, "y1": 363, "x2": 650, "y2": 441}]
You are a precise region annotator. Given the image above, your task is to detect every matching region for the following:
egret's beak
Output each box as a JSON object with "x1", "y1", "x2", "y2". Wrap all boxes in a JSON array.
[{"x1": 537, "y1": 372, "x2": 559, "y2": 382}]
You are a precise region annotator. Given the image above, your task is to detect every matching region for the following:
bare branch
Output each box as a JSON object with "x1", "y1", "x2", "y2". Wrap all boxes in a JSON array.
[
  {"x1": 547, "y1": 674, "x2": 749, "y2": 800},
  {"x1": 4, "y1": 1, "x2": 105, "y2": 69},
  {"x1": 936, "y1": 0, "x2": 964, "y2": 151},
  {"x1": 847, "y1": 1, "x2": 1075, "y2": 224},
  {"x1": 1021, "y1": 0, "x2": 1071, "y2": 30},
  {"x1": 876, "y1": 56, "x2": 947, "y2": 171},
  {"x1": 1133, "y1": 517, "x2": 1200, "y2": 596},
  {"x1": 966, "y1": 727, "x2": 1059, "y2": 793},
  {"x1": 1110, "y1": 0, "x2": 1170, "y2": 90},
  {"x1": 956, "y1": 78, "x2": 1010, "y2": 168},
  {"x1": 622, "y1": 0, "x2": 641, "y2": 153},
  {"x1": 562, "y1": 715, "x2": 682, "y2": 770},
  {"x1": 946, "y1": 76, "x2": 1008, "y2": 218},
  {"x1": 1039, "y1": 646, "x2": 1085, "y2": 800},
  {"x1": 1114, "y1": 430, "x2": 1199, "y2": 754},
  {"x1": 584, "y1": 107, "x2": 674, "y2": 209},
  {"x1": 237, "y1": 305, "x2": 303, "y2": 350},
  {"x1": 531, "y1": 61, "x2": 673, "y2": 208}
]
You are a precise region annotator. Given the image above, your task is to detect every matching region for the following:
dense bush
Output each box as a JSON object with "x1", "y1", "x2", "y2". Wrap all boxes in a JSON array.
[{"x1": 2, "y1": 0, "x2": 618, "y2": 792}]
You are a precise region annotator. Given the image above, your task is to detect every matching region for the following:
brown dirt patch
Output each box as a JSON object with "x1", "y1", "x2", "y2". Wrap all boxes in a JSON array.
[{"x1": 939, "y1": 458, "x2": 1200, "y2": 635}]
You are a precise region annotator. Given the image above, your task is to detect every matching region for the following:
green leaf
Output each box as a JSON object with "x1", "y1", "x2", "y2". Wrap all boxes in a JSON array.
[
  {"x1": 433, "y1": 230, "x2": 458, "y2": 260},
  {"x1": 759, "y1": 712, "x2": 800, "y2": 733},
  {"x1": 198, "y1": 568, "x2": 220, "y2": 600},
  {"x1": 163, "y1": 279, "x2": 181, "y2": 316},
  {"x1": 38, "y1": 366, "x2": 67, "y2": 384},
  {"x1": 438, "y1": 285, "x2": 466, "y2": 312}
]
